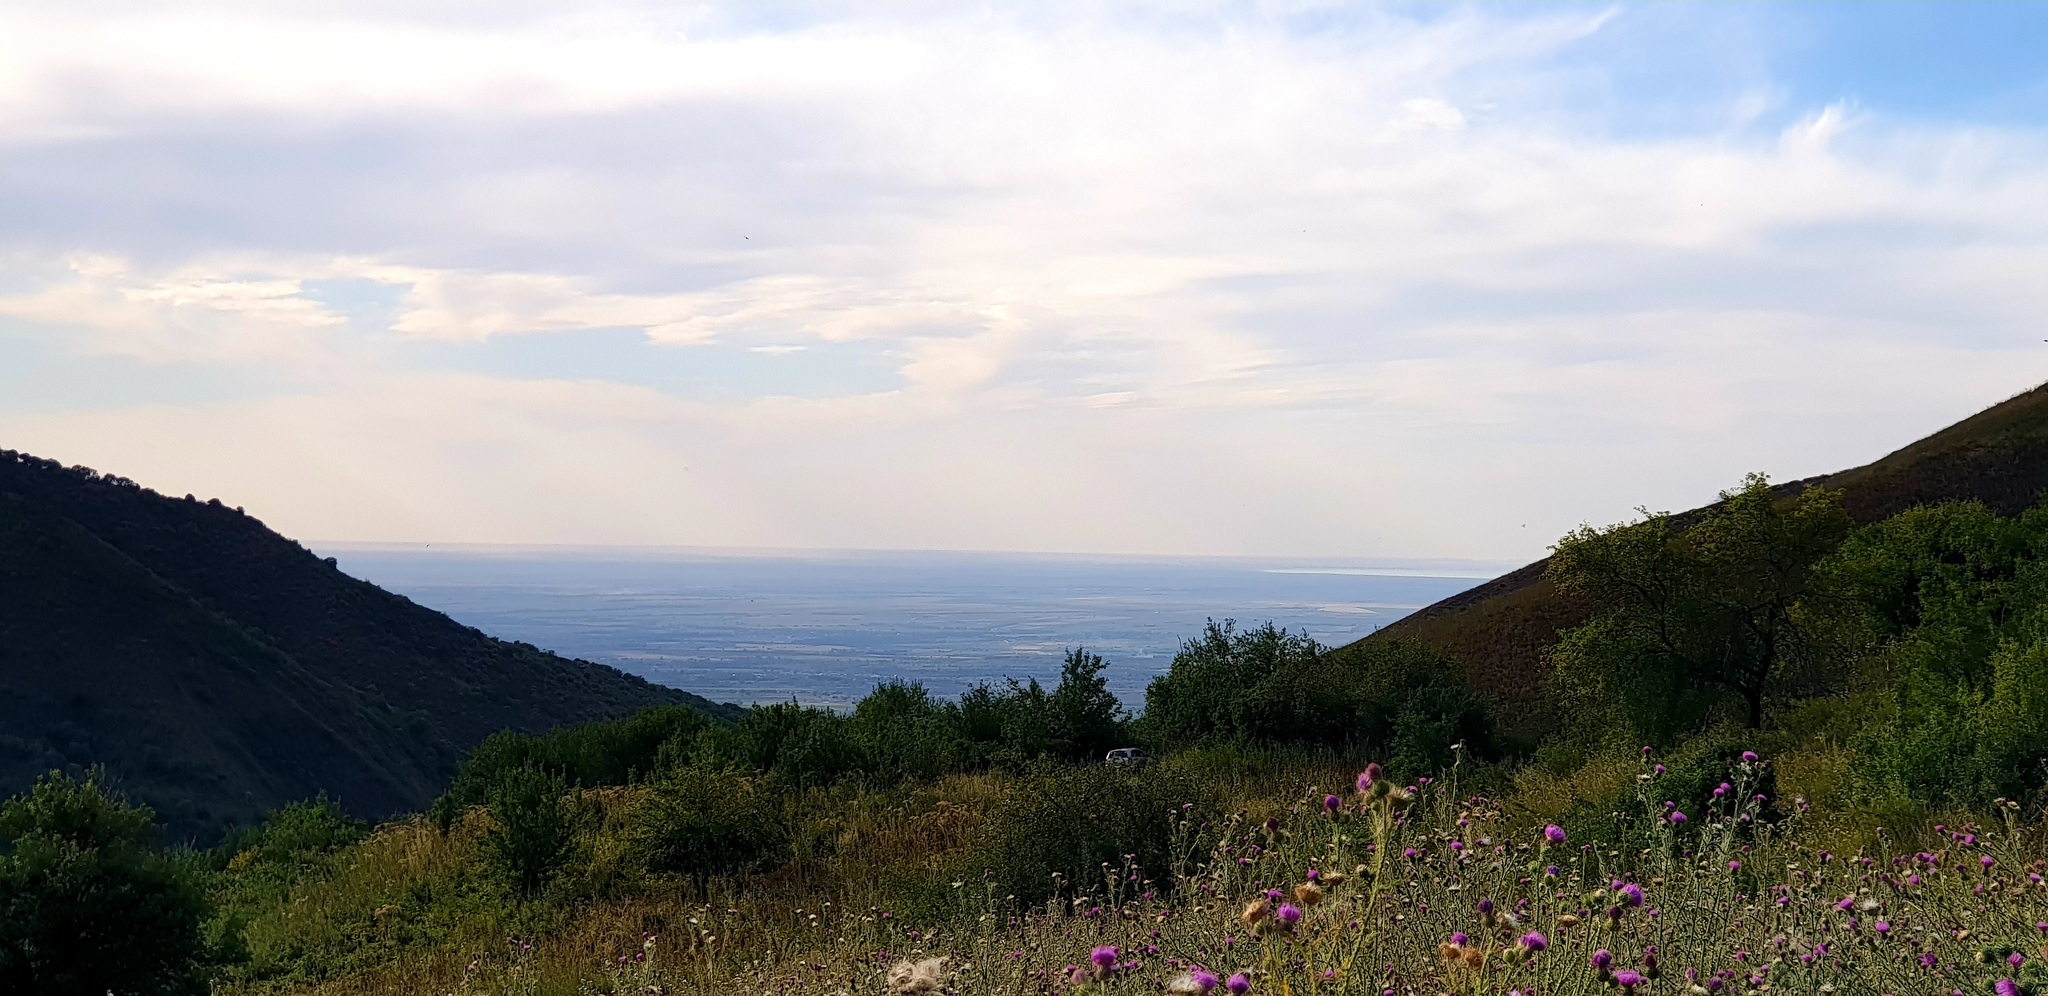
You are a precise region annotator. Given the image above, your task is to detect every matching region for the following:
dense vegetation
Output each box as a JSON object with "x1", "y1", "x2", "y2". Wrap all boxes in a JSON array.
[{"x1": 23, "y1": 472, "x2": 2048, "y2": 992}]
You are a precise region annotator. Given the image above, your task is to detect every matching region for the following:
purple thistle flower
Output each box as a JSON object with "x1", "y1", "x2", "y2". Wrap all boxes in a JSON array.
[
  {"x1": 1713, "y1": 782, "x2": 1731, "y2": 798},
  {"x1": 1544, "y1": 824, "x2": 1567, "y2": 845},
  {"x1": 1669, "y1": 811, "x2": 1687, "y2": 825},
  {"x1": 1653, "y1": 764, "x2": 1666, "y2": 774},
  {"x1": 2011, "y1": 952, "x2": 2027, "y2": 968},
  {"x1": 1616, "y1": 882, "x2": 1644, "y2": 907},
  {"x1": 1091, "y1": 945, "x2": 1119, "y2": 968},
  {"x1": 1189, "y1": 970, "x2": 1220, "y2": 993},
  {"x1": 1227, "y1": 972, "x2": 1252, "y2": 994},
  {"x1": 1874, "y1": 921, "x2": 1891, "y2": 935},
  {"x1": 1741, "y1": 750, "x2": 1759, "y2": 763},
  {"x1": 1275, "y1": 903, "x2": 1302, "y2": 927},
  {"x1": 1356, "y1": 764, "x2": 1381, "y2": 792},
  {"x1": 1450, "y1": 932, "x2": 1469, "y2": 946},
  {"x1": 1592, "y1": 949, "x2": 1613, "y2": 970},
  {"x1": 1995, "y1": 981, "x2": 2020, "y2": 996},
  {"x1": 1614, "y1": 969, "x2": 1643, "y2": 988},
  {"x1": 1323, "y1": 794, "x2": 1341, "y2": 812},
  {"x1": 1520, "y1": 931, "x2": 1548, "y2": 952}
]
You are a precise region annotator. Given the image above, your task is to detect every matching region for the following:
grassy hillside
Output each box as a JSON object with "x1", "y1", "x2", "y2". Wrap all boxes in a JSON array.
[
  {"x1": 1345, "y1": 380, "x2": 2048, "y2": 738},
  {"x1": 0, "y1": 449, "x2": 737, "y2": 840}
]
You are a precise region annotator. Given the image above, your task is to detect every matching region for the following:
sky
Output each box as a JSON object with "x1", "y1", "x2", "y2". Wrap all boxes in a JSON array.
[{"x1": 2, "y1": 1, "x2": 2046, "y2": 562}]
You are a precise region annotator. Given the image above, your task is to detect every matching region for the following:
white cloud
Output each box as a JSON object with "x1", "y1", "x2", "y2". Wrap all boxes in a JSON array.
[{"x1": 0, "y1": 3, "x2": 2045, "y2": 557}]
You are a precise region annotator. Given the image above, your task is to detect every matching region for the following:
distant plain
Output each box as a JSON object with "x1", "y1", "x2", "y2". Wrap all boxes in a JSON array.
[{"x1": 322, "y1": 545, "x2": 1504, "y2": 709}]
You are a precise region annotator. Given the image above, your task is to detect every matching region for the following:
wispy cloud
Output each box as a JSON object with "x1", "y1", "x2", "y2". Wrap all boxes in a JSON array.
[{"x1": 0, "y1": 2, "x2": 2044, "y2": 557}]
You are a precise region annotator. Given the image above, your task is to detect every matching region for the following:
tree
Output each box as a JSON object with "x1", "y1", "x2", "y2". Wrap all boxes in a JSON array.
[
  {"x1": 482, "y1": 765, "x2": 571, "y2": 897},
  {"x1": 1049, "y1": 647, "x2": 1126, "y2": 759},
  {"x1": 1548, "y1": 473, "x2": 1852, "y2": 732},
  {"x1": 0, "y1": 769, "x2": 209, "y2": 996}
]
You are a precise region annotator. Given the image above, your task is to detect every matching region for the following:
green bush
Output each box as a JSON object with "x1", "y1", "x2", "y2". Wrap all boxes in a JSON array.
[
  {"x1": 961, "y1": 764, "x2": 1212, "y2": 906},
  {"x1": 482, "y1": 765, "x2": 570, "y2": 897},
  {"x1": 630, "y1": 768, "x2": 785, "y2": 885},
  {"x1": 1137, "y1": 620, "x2": 1489, "y2": 770},
  {"x1": 446, "y1": 705, "x2": 715, "y2": 807},
  {"x1": 0, "y1": 769, "x2": 209, "y2": 996}
]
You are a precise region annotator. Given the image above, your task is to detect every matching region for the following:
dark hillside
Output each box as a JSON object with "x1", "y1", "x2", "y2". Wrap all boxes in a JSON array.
[
  {"x1": 1345, "y1": 380, "x2": 2048, "y2": 736},
  {"x1": 0, "y1": 449, "x2": 737, "y2": 839}
]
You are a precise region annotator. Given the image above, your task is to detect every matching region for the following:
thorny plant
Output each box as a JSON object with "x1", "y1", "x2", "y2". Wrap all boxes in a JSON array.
[{"x1": 298, "y1": 750, "x2": 2048, "y2": 996}]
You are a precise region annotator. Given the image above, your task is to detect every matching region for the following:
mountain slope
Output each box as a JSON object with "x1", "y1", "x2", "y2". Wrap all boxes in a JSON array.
[
  {"x1": 0, "y1": 449, "x2": 737, "y2": 839},
  {"x1": 1345, "y1": 381, "x2": 2048, "y2": 736}
]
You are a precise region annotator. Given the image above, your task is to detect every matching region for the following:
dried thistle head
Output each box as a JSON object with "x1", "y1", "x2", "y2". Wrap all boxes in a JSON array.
[
  {"x1": 886, "y1": 956, "x2": 948, "y2": 994},
  {"x1": 1241, "y1": 898, "x2": 1268, "y2": 927},
  {"x1": 1293, "y1": 883, "x2": 1324, "y2": 906}
]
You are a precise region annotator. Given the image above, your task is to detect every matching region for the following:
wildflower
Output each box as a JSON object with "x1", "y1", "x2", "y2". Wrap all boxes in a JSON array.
[
  {"x1": 1670, "y1": 811, "x2": 1687, "y2": 825},
  {"x1": 886, "y1": 957, "x2": 948, "y2": 995},
  {"x1": 1741, "y1": 751, "x2": 1759, "y2": 763},
  {"x1": 1616, "y1": 882, "x2": 1645, "y2": 907},
  {"x1": 1323, "y1": 794, "x2": 1341, "y2": 813},
  {"x1": 1091, "y1": 946, "x2": 1118, "y2": 968},
  {"x1": 1545, "y1": 824, "x2": 1568, "y2": 845},
  {"x1": 1834, "y1": 897, "x2": 1855, "y2": 911},
  {"x1": 1357, "y1": 764, "x2": 1382, "y2": 792},
  {"x1": 1274, "y1": 903, "x2": 1302, "y2": 928},
  {"x1": 1615, "y1": 970, "x2": 1644, "y2": 989},
  {"x1": 1654, "y1": 764, "x2": 1667, "y2": 775},
  {"x1": 1995, "y1": 982, "x2": 2020, "y2": 996},
  {"x1": 1293, "y1": 882, "x2": 1324, "y2": 906},
  {"x1": 1520, "y1": 931, "x2": 1549, "y2": 952},
  {"x1": 1227, "y1": 972, "x2": 1252, "y2": 994},
  {"x1": 1592, "y1": 949, "x2": 1614, "y2": 971},
  {"x1": 1713, "y1": 782, "x2": 1731, "y2": 798},
  {"x1": 1874, "y1": 922, "x2": 1891, "y2": 936},
  {"x1": 1169, "y1": 971, "x2": 1220, "y2": 994},
  {"x1": 1240, "y1": 899, "x2": 1268, "y2": 927}
]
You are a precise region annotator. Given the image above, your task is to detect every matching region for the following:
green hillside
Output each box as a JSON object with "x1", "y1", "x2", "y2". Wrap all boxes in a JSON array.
[
  {"x1": 1342, "y1": 380, "x2": 2048, "y2": 738},
  {"x1": 0, "y1": 449, "x2": 736, "y2": 840}
]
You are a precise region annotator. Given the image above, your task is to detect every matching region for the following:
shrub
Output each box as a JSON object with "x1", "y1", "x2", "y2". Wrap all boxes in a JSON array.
[
  {"x1": 630, "y1": 768, "x2": 785, "y2": 886},
  {"x1": 482, "y1": 765, "x2": 570, "y2": 897},
  {"x1": 0, "y1": 769, "x2": 209, "y2": 996},
  {"x1": 961, "y1": 764, "x2": 1211, "y2": 906}
]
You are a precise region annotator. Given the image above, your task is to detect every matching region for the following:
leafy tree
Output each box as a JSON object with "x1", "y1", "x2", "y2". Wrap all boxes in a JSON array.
[
  {"x1": 1139, "y1": 620, "x2": 1327, "y2": 746},
  {"x1": 482, "y1": 765, "x2": 570, "y2": 897},
  {"x1": 1137, "y1": 620, "x2": 1483, "y2": 768},
  {"x1": 1048, "y1": 647, "x2": 1127, "y2": 759},
  {"x1": 1824, "y1": 501, "x2": 2048, "y2": 807},
  {"x1": 1548, "y1": 473, "x2": 1853, "y2": 733},
  {"x1": 0, "y1": 769, "x2": 209, "y2": 996}
]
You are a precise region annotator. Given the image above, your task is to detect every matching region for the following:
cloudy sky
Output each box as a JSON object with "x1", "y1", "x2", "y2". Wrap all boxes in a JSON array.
[{"x1": 2, "y1": 2, "x2": 2045, "y2": 561}]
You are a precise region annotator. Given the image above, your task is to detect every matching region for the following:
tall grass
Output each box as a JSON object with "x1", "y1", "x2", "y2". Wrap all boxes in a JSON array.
[{"x1": 223, "y1": 749, "x2": 2048, "y2": 995}]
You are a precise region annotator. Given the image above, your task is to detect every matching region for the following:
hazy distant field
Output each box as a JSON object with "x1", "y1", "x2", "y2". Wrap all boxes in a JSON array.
[{"x1": 322, "y1": 545, "x2": 1501, "y2": 708}]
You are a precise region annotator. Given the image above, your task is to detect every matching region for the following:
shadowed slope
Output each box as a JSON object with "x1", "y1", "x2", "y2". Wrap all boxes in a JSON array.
[
  {"x1": 1343, "y1": 381, "x2": 2048, "y2": 737},
  {"x1": 0, "y1": 449, "x2": 738, "y2": 839}
]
